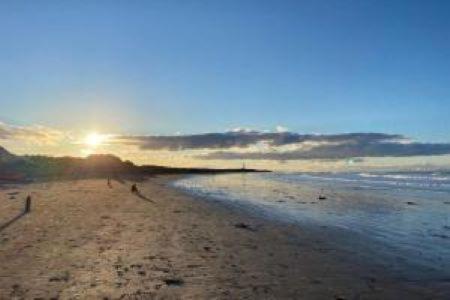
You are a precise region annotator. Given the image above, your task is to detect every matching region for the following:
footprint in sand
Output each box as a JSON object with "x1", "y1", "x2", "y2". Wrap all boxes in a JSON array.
[
  {"x1": 10, "y1": 284, "x2": 25, "y2": 298},
  {"x1": 234, "y1": 222, "x2": 256, "y2": 231},
  {"x1": 48, "y1": 271, "x2": 70, "y2": 282},
  {"x1": 164, "y1": 278, "x2": 184, "y2": 287},
  {"x1": 186, "y1": 264, "x2": 202, "y2": 269}
]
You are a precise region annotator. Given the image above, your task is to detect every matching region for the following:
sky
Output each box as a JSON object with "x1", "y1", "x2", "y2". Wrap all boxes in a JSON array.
[{"x1": 1, "y1": 0, "x2": 450, "y2": 171}]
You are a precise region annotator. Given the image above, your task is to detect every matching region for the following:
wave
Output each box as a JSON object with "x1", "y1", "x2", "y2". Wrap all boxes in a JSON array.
[{"x1": 358, "y1": 172, "x2": 450, "y2": 182}]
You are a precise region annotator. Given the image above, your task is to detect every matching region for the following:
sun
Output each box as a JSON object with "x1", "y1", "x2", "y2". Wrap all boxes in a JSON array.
[{"x1": 84, "y1": 132, "x2": 107, "y2": 147}]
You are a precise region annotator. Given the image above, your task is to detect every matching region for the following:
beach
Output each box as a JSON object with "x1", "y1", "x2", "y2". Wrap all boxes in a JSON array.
[{"x1": 0, "y1": 176, "x2": 448, "y2": 299}]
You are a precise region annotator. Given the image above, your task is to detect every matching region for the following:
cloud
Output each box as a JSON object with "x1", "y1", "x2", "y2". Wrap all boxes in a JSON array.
[
  {"x1": 2, "y1": 119, "x2": 449, "y2": 161},
  {"x1": 276, "y1": 125, "x2": 289, "y2": 133},
  {"x1": 202, "y1": 141, "x2": 450, "y2": 160},
  {"x1": 113, "y1": 131, "x2": 402, "y2": 150},
  {"x1": 113, "y1": 130, "x2": 450, "y2": 160},
  {"x1": 0, "y1": 122, "x2": 65, "y2": 145}
]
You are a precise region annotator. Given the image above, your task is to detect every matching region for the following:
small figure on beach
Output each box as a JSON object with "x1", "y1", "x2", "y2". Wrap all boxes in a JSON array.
[
  {"x1": 107, "y1": 177, "x2": 112, "y2": 188},
  {"x1": 318, "y1": 188, "x2": 327, "y2": 200},
  {"x1": 131, "y1": 184, "x2": 138, "y2": 193}
]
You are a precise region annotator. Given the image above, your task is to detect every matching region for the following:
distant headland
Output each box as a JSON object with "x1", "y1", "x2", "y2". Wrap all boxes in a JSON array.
[{"x1": 0, "y1": 146, "x2": 269, "y2": 182}]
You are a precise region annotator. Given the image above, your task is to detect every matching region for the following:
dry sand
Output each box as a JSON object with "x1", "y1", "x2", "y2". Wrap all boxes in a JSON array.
[{"x1": 0, "y1": 176, "x2": 448, "y2": 299}]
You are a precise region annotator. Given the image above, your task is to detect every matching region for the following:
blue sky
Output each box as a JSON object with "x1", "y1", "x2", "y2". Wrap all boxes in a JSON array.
[{"x1": 1, "y1": 0, "x2": 450, "y2": 142}]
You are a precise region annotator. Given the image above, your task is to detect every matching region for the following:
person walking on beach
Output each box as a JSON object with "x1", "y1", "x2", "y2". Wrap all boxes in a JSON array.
[{"x1": 131, "y1": 183, "x2": 138, "y2": 193}]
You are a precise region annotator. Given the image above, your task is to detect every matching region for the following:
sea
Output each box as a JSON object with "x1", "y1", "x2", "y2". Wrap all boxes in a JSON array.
[{"x1": 173, "y1": 171, "x2": 450, "y2": 281}]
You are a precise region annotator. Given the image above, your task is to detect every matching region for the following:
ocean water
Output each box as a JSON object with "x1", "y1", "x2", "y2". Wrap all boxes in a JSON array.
[{"x1": 174, "y1": 171, "x2": 450, "y2": 280}]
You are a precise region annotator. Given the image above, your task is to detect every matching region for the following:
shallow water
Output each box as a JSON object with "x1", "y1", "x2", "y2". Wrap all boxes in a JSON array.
[{"x1": 174, "y1": 171, "x2": 450, "y2": 280}]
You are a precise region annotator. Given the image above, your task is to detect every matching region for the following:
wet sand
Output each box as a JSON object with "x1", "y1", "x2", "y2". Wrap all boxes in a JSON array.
[{"x1": 0, "y1": 176, "x2": 448, "y2": 299}]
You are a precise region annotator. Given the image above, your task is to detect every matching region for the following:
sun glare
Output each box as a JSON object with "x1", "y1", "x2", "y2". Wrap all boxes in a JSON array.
[{"x1": 84, "y1": 132, "x2": 107, "y2": 147}]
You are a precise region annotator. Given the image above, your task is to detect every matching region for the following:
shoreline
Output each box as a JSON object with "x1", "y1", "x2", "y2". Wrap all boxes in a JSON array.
[
  {"x1": 173, "y1": 172, "x2": 450, "y2": 281},
  {"x1": 0, "y1": 176, "x2": 448, "y2": 299}
]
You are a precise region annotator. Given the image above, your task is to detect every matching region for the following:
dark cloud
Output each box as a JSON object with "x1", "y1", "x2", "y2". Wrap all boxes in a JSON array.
[
  {"x1": 114, "y1": 130, "x2": 450, "y2": 160},
  {"x1": 202, "y1": 142, "x2": 450, "y2": 160},
  {"x1": 114, "y1": 131, "x2": 402, "y2": 150}
]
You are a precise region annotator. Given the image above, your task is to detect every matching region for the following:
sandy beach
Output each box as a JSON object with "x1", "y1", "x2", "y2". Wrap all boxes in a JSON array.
[{"x1": 0, "y1": 176, "x2": 448, "y2": 299}]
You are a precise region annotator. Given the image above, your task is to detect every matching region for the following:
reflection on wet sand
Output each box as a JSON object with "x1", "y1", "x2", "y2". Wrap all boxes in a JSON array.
[{"x1": 175, "y1": 172, "x2": 450, "y2": 281}]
